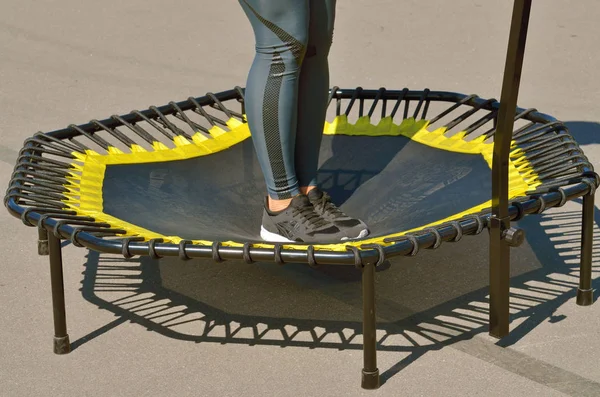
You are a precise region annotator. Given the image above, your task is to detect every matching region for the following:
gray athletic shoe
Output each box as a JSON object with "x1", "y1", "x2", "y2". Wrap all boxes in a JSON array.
[
  {"x1": 260, "y1": 194, "x2": 348, "y2": 243},
  {"x1": 307, "y1": 188, "x2": 370, "y2": 240}
]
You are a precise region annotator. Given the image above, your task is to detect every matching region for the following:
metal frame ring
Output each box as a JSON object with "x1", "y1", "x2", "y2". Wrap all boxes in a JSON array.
[
  {"x1": 306, "y1": 245, "x2": 318, "y2": 268},
  {"x1": 20, "y1": 208, "x2": 36, "y2": 227},
  {"x1": 535, "y1": 195, "x2": 547, "y2": 214},
  {"x1": 374, "y1": 244, "x2": 386, "y2": 266},
  {"x1": 242, "y1": 242, "x2": 254, "y2": 264},
  {"x1": 37, "y1": 214, "x2": 52, "y2": 233},
  {"x1": 467, "y1": 215, "x2": 485, "y2": 234},
  {"x1": 121, "y1": 237, "x2": 144, "y2": 259},
  {"x1": 52, "y1": 220, "x2": 68, "y2": 239},
  {"x1": 405, "y1": 235, "x2": 419, "y2": 256},
  {"x1": 273, "y1": 244, "x2": 284, "y2": 265},
  {"x1": 582, "y1": 177, "x2": 597, "y2": 194},
  {"x1": 212, "y1": 241, "x2": 223, "y2": 262},
  {"x1": 582, "y1": 171, "x2": 600, "y2": 189},
  {"x1": 360, "y1": 244, "x2": 387, "y2": 267},
  {"x1": 148, "y1": 239, "x2": 163, "y2": 260},
  {"x1": 511, "y1": 201, "x2": 525, "y2": 222},
  {"x1": 70, "y1": 229, "x2": 85, "y2": 248},
  {"x1": 557, "y1": 187, "x2": 568, "y2": 207},
  {"x1": 450, "y1": 221, "x2": 463, "y2": 242},
  {"x1": 178, "y1": 240, "x2": 192, "y2": 261},
  {"x1": 346, "y1": 245, "x2": 363, "y2": 269},
  {"x1": 424, "y1": 228, "x2": 442, "y2": 249}
]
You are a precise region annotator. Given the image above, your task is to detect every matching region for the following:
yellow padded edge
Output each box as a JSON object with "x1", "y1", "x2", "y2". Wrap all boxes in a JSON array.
[{"x1": 62, "y1": 115, "x2": 541, "y2": 252}]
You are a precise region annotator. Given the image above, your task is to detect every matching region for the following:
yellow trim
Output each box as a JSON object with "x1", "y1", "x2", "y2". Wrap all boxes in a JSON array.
[{"x1": 63, "y1": 115, "x2": 542, "y2": 252}]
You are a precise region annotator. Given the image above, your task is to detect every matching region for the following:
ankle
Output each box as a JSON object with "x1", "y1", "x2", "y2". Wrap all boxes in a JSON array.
[
  {"x1": 300, "y1": 186, "x2": 317, "y2": 195},
  {"x1": 268, "y1": 196, "x2": 292, "y2": 212}
]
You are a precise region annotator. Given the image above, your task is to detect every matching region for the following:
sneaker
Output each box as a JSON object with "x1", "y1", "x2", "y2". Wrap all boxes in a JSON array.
[
  {"x1": 260, "y1": 194, "x2": 348, "y2": 244},
  {"x1": 307, "y1": 188, "x2": 369, "y2": 240}
]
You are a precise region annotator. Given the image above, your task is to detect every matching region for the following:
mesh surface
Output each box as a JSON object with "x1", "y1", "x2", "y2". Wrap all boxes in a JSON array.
[{"x1": 102, "y1": 134, "x2": 492, "y2": 242}]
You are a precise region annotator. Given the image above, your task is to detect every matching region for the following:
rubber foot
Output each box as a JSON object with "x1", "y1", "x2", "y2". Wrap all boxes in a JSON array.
[
  {"x1": 53, "y1": 335, "x2": 71, "y2": 354},
  {"x1": 361, "y1": 369, "x2": 380, "y2": 390},
  {"x1": 38, "y1": 240, "x2": 49, "y2": 256},
  {"x1": 576, "y1": 288, "x2": 594, "y2": 306}
]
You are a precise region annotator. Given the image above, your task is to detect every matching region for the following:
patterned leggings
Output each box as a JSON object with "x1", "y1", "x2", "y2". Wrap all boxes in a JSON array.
[{"x1": 239, "y1": 0, "x2": 336, "y2": 199}]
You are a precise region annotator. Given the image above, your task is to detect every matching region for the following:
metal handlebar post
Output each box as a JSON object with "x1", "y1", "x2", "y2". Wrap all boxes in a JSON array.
[{"x1": 489, "y1": 0, "x2": 532, "y2": 339}]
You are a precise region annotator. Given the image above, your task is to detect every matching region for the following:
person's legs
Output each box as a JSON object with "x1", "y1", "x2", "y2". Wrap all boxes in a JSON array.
[
  {"x1": 293, "y1": 0, "x2": 369, "y2": 239},
  {"x1": 239, "y1": 0, "x2": 309, "y2": 211},
  {"x1": 295, "y1": 0, "x2": 336, "y2": 192},
  {"x1": 240, "y1": 0, "x2": 349, "y2": 243}
]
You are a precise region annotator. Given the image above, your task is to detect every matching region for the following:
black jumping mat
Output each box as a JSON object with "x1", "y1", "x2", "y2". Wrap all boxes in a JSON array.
[{"x1": 102, "y1": 134, "x2": 492, "y2": 242}]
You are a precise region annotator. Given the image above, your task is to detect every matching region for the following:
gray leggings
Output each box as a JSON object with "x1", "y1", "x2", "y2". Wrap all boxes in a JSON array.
[{"x1": 239, "y1": 0, "x2": 336, "y2": 200}]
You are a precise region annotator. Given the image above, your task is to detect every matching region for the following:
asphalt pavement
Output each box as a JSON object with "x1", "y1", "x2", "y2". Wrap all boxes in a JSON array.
[{"x1": 1, "y1": 1, "x2": 599, "y2": 396}]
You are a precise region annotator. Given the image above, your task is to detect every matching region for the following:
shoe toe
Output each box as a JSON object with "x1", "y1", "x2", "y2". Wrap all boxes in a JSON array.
[{"x1": 338, "y1": 220, "x2": 369, "y2": 240}]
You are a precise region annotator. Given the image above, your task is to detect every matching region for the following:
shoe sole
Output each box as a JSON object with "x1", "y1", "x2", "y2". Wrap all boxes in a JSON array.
[
  {"x1": 347, "y1": 228, "x2": 369, "y2": 240},
  {"x1": 260, "y1": 226, "x2": 370, "y2": 243},
  {"x1": 260, "y1": 226, "x2": 295, "y2": 243}
]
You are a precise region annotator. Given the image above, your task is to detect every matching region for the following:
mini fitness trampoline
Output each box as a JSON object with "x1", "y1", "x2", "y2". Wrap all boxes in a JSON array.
[{"x1": 4, "y1": 1, "x2": 598, "y2": 390}]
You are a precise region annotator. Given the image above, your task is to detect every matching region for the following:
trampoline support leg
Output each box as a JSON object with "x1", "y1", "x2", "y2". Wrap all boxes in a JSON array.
[
  {"x1": 48, "y1": 232, "x2": 71, "y2": 354},
  {"x1": 361, "y1": 262, "x2": 380, "y2": 390},
  {"x1": 38, "y1": 227, "x2": 49, "y2": 256},
  {"x1": 577, "y1": 192, "x2": 595, "y2": 306},
  {"x1": 489, "y1": 218, "x2": 510, "y2": 339}
]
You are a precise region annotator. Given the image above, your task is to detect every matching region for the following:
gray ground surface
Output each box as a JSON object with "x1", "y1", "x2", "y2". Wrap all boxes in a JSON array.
[{"x1": 1, "y1": 1, "x2": 599, "y2": 396}]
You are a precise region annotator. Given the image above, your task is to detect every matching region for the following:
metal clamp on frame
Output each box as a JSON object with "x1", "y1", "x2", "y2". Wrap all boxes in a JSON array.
[{"x1": 489, "y1": 215, "x2": 525, "y2": 248}]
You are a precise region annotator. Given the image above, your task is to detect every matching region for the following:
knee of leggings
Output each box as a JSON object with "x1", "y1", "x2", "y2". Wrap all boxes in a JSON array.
[
  {"x1": 305, "y1": 30, "x2": 333, "y2": 60},
  {"x1": 255, "y1": 31, "x2": 309, "y2": 70}
]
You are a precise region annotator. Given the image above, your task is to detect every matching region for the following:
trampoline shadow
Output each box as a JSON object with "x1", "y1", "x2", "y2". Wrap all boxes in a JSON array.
[
  {"x1": 564, "y1": 121, "x2": 600, "y2": 147},
  {"x1": 71, "y1": 198, "x2": 599, "y2": 385}
]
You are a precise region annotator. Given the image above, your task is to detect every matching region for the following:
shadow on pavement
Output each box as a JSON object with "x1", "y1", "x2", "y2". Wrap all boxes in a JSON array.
[{"x1": 564, "y1": 121, "x2": 600, "y2": 147}]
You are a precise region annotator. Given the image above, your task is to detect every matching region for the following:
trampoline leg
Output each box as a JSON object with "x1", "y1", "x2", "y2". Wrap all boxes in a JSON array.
[
  {"x1": 38, "y1": 227, "x2": 49, "y2": 256},
  {"x1": 577, "y1": 192, "x2": 595, "y2": 306},
  {"x1": 361, "y1": 262, "x2": 380, "y2": 390},
  {"x1": 48, "y1": 233, "x2": 71, "y2": 354},
  {"x1": 489, "y1": 220, "x2": 510, "y2": 339}
]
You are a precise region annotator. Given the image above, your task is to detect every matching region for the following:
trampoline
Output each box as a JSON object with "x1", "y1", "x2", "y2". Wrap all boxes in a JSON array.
[{"x1": 4, "y1": 1, "x2": 598, "y2": 390}]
